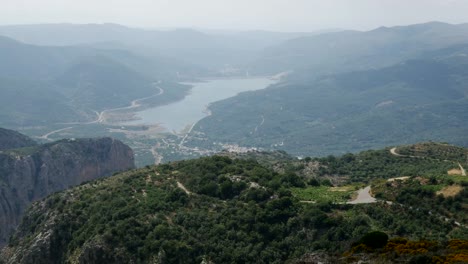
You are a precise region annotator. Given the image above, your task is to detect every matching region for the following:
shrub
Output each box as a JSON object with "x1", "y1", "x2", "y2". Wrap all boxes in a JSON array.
[{"x1": 358, "y1": 231, "x2": 389, "y2": 249}]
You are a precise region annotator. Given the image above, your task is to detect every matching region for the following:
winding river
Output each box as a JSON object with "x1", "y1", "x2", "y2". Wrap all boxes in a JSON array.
[{"x1": 124, "y1": 77, "x2": 276, "y2": 133}]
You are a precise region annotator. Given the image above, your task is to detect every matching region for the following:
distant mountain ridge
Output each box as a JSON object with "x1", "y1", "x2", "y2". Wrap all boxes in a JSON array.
[
  {"x1": 250, "y1": 21, "x2": 468, "y2": 75},
  {"x1": 0, "y1": 23, "x2": 322, "y2": 70}
]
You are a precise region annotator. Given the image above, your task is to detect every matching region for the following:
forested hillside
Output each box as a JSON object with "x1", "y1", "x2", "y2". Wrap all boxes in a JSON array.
[
  {"x1": 192, "y1": 44, "x2": 468, "y2": 156},
  {"x1": 2, "y1": 143, "x2": 466, "y2": 263}
]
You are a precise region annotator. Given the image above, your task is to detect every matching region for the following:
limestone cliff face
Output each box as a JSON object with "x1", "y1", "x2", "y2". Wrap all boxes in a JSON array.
[{"x1": 0, "y1": 137, "x2": 135, "y2": 247}]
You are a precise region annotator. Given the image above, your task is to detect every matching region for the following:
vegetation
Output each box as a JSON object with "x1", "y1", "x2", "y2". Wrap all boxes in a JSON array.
[
  {"x1": 309, "y1": 143, "x2": 466, "y2": 182},
  {"x1": 192, "y1": 48, "x2": 468, "y2": 157},
  {"x1": 345, "y1": 238, "x2": 468, "y2": 263},
  {"x1": 291, "y1": 186, "x2": 355, "y2": 203},
  {"x1": 397, "y1": 142, "x2": 468, "y2": 163},
  {"x1": 3, "y1": 143, "x2": 467, "y2": 263},
  {"x1": 355, "y1": 231, "x2": 389, "y2": 249}
]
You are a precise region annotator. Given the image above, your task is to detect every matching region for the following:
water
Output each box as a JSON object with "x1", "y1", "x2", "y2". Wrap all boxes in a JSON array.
[{"x1": 124, "y1": 77, "x2": 276, "y2": 133}]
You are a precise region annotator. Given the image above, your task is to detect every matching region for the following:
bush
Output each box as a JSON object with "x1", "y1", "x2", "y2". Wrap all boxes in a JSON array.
[{"x1": 358, "y1": 231, "x2": 389, "y2": 249}]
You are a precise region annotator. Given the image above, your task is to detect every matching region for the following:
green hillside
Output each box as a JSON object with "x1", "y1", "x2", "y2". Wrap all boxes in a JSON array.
[
  {"x1": 2, "y1": 143, "x2": 467, "y2": 263},
  {"x1": 191, "y1": 47, "x2": 468, "y2": 157},
  {"x1": 0, "y1": 36, "x2": 198, "y2": 126}
]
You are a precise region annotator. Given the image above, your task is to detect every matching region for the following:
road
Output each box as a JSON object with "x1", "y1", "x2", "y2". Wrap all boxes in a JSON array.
[
  {"x1": 253, "y1": 115, "x2": 265, "y2": 134},
  {"x1": 458, "y1": 162, "x2": 467, "y2": 176},
  {"x1": 391, "y1": 147, "x2": 467, "y2": 176},
  {"x1": 176, "y1": 181, "x2": 191, "y2": 195},
  {"x1": 97, "y1": 86, "x2": 164, "y2": 124},
  {"x1": 389, "y1": 147, "x2": 419, "y2": 158},
  {"x1": 390, "y1": 147, "x2": 403, "y2": 157},
  {"x1": 57, "y1": 83, "x2": 164, "y2": 125},
  {"x1": 179, "y1": 122, "x2": 197, "y2": 148},
  {"x1": 150, "y1": 144, "x2": 163, "y2": 165},
  {"x1": 347, "y1": 186, "x2": 377, "y2": 204},
  {"x1": 41, "y1": 84, "x2": 165, "y2": 142},
  {"x1": 39, "y1": 127, "x2": 73, "y2": 141}
]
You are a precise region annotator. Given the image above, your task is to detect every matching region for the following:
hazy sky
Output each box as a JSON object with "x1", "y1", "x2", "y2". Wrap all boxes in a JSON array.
[{"x1": 2, "y1": 0, "x2": 468, "y2": 31}]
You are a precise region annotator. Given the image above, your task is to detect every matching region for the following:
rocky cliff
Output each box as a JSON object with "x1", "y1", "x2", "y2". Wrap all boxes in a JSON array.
[{"x1": 0, "y1": 137, "x2": 135, "y2": 247}]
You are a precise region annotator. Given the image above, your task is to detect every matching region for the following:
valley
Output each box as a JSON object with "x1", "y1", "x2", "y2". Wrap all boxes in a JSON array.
[
  {"x1": 25, "y1": 77, "x2": 277, "y2": 166},
  {"x1": 2, "y1": 22, "x2": 468, "y2": 167},
  {"x1": 1, "y1": 19, "x2": 468, "y2": 263}
]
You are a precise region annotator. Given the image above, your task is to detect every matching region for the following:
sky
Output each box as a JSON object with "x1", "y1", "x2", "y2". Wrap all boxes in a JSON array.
[{"x1": 2, "y1": 0, "x2": 468, "y2": 32}]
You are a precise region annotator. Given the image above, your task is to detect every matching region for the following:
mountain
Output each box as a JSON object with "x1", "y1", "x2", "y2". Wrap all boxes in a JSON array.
[
  {"x1": 0, "y1": 128, "x2": 37, "y2": 150},
  {"x1": 0, "y1": 36, "x2": 87, "y2": 80},
  {"x1": 0, "y1": 36, "x2": 198, "y2": 126},
  {"x1": 0, "y1": 23, "x2": 325, "y2": 50},
  {"x1": 1, "y1": 143, "x2": 466, "y2": 263},
  {"x1": 250, "y1": 22, "x2": 468, "y2": 75},
  {"x1": 0, "y1": 24, "x2": 216, "y2": 48},
  {"x1": 0, "y1": 130, "x2": 135, "y2": 247},
  {"x1": 0, "y1": 23, "x2": 315, "y2": 70},
  {"x1": 0, "y1": 78, "x2": 84, "y2": 126},
  {"x1": 0, "y1": 34, "x2": 203, "y2": 81},
  {"x1": 189, "y1": 44, "x2": 468, "y2": 157},
  {"x1": 55, "y1": 56, "x2": 155, "y2": 110}
]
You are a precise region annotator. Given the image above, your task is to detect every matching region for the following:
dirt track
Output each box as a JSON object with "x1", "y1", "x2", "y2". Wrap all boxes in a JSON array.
[{"x1": 347, "y1": 186, "x2": 376, "y2": 204}]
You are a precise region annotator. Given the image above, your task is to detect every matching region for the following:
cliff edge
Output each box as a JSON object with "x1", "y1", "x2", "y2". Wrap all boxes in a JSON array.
[{"x1": 0, "y1": 136, "x2": 135, "y2": 247}]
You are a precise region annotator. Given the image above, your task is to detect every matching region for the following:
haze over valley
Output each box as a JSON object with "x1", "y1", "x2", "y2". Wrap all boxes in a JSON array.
[
  {"x1": 0, "y1": 1, "x2": 467, "y2": 263},
  {"x1": 1, "y1": 21, "x2": 467, "y2": 166}
]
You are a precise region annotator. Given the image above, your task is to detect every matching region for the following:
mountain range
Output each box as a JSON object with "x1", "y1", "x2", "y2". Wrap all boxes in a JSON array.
[{"x1": 188, "y1": 23, "x2": 468, "y2": 156}]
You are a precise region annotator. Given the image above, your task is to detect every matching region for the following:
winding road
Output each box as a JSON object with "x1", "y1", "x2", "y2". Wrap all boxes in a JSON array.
[
  {"x1": 40, "y1": 84, "x2": 165, "y2": 140},
  {"x1": 56, "y1": 84, "x2": 165, "y2": 125},
  {"x1": 458, "y1": 162, "x2": 467, "y2": 176},
  {"x1": 96, "y1": 86, "x2": 164, "y2": 124},
  {"x1": 253, "y1": 115, "x2": 265, "y2": 134},
  {"x1": 39, "y1": 127, "x2": 73, "y2": 141},
  {"x1": 389, "y1": 147, "x2": 420, "y2": 158}
]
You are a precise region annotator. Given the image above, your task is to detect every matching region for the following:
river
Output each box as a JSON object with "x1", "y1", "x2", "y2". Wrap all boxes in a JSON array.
[{"x1": 124, "y1": 77, "x2": 276, "y2": 133}]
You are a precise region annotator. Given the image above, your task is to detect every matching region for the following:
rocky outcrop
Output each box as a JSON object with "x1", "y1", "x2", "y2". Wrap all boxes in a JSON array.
[
  {"x1": 0, "y1": 137, "x2": 134, "y2": 247},
  {"x1": 0, "y1": 128, "x2": 36, "y2": 150}
]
